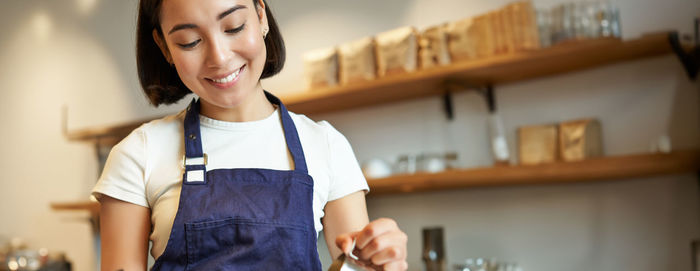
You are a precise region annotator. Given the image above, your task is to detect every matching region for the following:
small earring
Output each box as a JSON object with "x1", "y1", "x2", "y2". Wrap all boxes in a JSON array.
[{"x1": 262, "y1": 28, "x2": 269, "y2": 38}]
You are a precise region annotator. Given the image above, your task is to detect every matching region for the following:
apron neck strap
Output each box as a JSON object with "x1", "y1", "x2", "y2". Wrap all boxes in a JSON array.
[
  {"x1": 182, "y1": 91, "x2": 309, "y2": 176},
  {"x1": 264, "y1": 91, "x2": 308, "y2": 174},
  {"x1": 184, "y1": 98, "x2": 205, "y2": 159}
]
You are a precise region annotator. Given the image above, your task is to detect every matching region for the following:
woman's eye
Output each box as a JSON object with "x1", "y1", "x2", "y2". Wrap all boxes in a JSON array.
[
  {"x1": 225, "y1": 24, "x2": 245, "y2": 34},
  {"x1": 177, "y1": 39, "x2": 201, "y2": 49}
]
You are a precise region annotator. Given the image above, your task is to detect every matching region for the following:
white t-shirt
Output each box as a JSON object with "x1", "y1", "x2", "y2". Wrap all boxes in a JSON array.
[{"x1": 91, "y1": 107, "x2": 369, "y2": 260}]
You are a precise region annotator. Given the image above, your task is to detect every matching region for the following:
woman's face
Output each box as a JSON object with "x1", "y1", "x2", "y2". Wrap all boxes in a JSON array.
[{"x1": 156, "y1": 0, "x2": 267, "y2": 109}]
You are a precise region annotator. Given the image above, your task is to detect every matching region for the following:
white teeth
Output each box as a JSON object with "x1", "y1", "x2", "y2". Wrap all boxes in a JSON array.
[{"x1": 211, "y1": 67, "x2": 241, "y2": 84}]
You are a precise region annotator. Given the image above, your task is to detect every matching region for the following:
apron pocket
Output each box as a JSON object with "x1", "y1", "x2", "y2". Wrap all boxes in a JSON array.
[{"x1": 184, "y1": 217, "x2": 311, "y2": 270}]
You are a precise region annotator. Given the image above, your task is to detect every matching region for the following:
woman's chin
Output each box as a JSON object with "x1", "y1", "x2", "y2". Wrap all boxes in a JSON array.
[
  {"x1": 204, "y1": 96, "x2": 245, "y2": 110},
  {"x1": 198, "y1": 88, "x2": 247, "y2": 107}
]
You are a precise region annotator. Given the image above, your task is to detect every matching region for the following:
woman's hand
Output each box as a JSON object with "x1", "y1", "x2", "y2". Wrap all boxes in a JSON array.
[{"x1": 335, "y1": 218, "x2": 408, "y2": 271}]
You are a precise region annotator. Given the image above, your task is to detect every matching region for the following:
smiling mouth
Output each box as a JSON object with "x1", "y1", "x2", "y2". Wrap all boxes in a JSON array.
[{"x1": 207, "y1": 65, "x2": 245, "y2": 84}]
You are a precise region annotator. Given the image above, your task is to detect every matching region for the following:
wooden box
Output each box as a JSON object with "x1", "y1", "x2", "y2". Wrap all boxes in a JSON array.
[
  {"x1": 446, "y1": 18, "x2": 477, "y2": 62},
  {"x1": 518, "y1": 124, "x2": 558, "y2": 165},
  {"x1": 498, "y1": 5, "x2": 516, "y2": 54},
  {"x1": 338, "y1": 37, "x2": 377, "y2": 85},
  {"x1": 303, "y1": 47, "x2": 338, "y2": 89},
  {"x1": 559, "y1": 119, "x2": 603, "y2": 161},
  {"x1": 419, "y1": 24, "x2": 451, "y2": 69},
  {"x1": 375, "y1": 26, "x2": 419, "y2": 77},
  {"x1": 490, "y1": 10, "x2": 507, "y2": 55},
  {"x1": 472, "y1": 14, "x2": 496, "y2": 58},
  {"x1": 504, "y1": 0, "x2": 541, "y2": 52}
]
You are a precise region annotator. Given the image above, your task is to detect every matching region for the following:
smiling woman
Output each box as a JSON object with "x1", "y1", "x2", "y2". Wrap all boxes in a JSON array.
[
  {"x1": 94, "y1": 0, "x2": 407, "y2": 270},
  {"x1": 136, "y1": 0, "x2": 285, "y2": 108}
]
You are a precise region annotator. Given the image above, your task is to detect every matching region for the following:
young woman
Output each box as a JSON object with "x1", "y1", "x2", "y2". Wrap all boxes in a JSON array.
[{"x1": 92, "y1": 0, "x2": 408, "y2": 270}]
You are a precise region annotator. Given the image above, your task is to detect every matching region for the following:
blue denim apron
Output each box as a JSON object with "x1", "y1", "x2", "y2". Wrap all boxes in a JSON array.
[{"x1": 151, "y1": 92, "x2": 322, "y2": 270}]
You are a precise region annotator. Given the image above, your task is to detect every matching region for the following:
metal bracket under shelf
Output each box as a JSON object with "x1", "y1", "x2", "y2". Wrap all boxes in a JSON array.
[
  {"x1": 442, "y1": 91, "x2": 454, "y2": 120},
  {"x1": 443, "y1": 80, "x2": 497, "y2": 120},
  {"x1": 669, "y1": 21, "x2": 699, "y2": 81}
]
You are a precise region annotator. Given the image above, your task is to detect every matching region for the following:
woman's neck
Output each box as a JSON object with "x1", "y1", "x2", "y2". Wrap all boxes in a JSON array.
[{"x1": 199, "y1": 83, "x2": 275, "y2": 122}]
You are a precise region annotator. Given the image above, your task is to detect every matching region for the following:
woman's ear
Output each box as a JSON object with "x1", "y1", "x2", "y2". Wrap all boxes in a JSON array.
[
  {"x1": 256, "y1": 0, "x2": 268, "y2": 34},
  {"x1": 152, "y1": 29, "x2": 173, "y2": 65}
]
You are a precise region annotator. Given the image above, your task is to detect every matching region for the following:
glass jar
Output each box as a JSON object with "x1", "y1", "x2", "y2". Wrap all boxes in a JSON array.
[{"x1": 488, "y1": 113, "x2": 510, "y2": 166}]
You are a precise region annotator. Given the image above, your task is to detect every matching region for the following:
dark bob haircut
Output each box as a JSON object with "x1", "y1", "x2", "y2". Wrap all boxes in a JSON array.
[{"x1": 136, "y1": 0, "x2": 286, "y2": 106}]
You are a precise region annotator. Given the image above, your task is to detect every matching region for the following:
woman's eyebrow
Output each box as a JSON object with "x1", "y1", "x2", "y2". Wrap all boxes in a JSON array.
[
  {"x1": 168, "y1": 23, "x2": 197, "y2": 35},
  {"x1": 217, "y1": 5, "x2": 246, "y2": 20},
  {"x1": 168, "y1": 5, "x2": 247, "y2": 35}
]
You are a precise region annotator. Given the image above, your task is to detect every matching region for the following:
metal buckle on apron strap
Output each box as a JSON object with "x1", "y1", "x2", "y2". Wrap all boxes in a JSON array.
[
  {"x1": 183, "y1": 153, "x2": 208, "y2": 184},
  {"x1": 183, "y1": 153, "x2": 208, "y2": 167}
]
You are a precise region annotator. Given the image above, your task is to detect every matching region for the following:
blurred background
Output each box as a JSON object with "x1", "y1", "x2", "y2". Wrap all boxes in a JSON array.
[{"x1": 0, "y1": 0, "x2": 699, "y2": 270}]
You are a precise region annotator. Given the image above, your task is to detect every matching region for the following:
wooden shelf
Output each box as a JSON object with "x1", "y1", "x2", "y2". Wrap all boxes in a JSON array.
[
  {"x1": 65, "y1": 117, "x2": 152, "y2": 143},
  {"x1": 51, "y1": 150, "x2": 700, "y2": 210},
  {"x1": 51, "y1": 201, "x2": 100, "y2": 216},
  {"x1": 284, "y1": 32, "x2": 676, "y2": 115},
  {"x1": 367, "y1": 150, "x2": 700, "y2": 195},
  {"x1": 65, "y1": 32, "x2": 678, "y2": 142},
  {"x1": 51, "y1": 201, "x2": 101, "y2": 232}
]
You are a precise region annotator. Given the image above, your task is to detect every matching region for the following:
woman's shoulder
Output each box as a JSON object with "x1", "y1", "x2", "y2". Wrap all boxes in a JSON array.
[
  {"x1": 287, "y1": 111, "x2": 345, "y2": 142},
  {"x1": 112, "y1": 110, "x2": 185, "y2": 152},
  {"x1": 139, "y1": 110, "x2": 186, "y2": 134}
]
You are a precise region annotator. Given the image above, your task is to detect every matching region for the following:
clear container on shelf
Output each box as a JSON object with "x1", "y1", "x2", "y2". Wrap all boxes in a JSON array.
[
  {"x1": 550, "y1": 4, "x2": 563, "y2": 43},
  {"x1": 488, "y1": 113, "x2": 510, "y2": 166},
  {"x1": 536, "y1": 9, "x2": 553, "y2": 48},
  {"x1": 394, "y1": 154, "x2": 417, "y2": 174},
  {"x1": 416, "y1": 152, "x2": 458, "y2": 173},
  {"x1": 595, "y1": 0, "x2": 621, "y2": 38},
  {"x1": 581, "y1": 1, "x2": 600, "y2": 38},
  {"x1": 454, "y1": 259, "x2": 521, "y2": 271},
  {"x1": 564, "y1": 1, "x2": 602, "y2": 40},
  {"x1": 548, "y1": 0, "x2": 621, "y2": 44}
]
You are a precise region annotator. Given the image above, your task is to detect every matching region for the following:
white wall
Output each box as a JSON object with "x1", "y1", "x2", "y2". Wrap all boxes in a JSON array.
[
  {"x1": 0, "y1": 0, "x2": 698, "y2": 271},
  {"x1": 0, "y1": 1, "x2": 185, "y2": 270}
]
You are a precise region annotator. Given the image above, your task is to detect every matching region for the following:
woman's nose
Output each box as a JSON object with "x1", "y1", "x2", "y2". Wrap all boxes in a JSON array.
[{"x1": 206, "y1": 35, "x2": 231, "y2": 68}]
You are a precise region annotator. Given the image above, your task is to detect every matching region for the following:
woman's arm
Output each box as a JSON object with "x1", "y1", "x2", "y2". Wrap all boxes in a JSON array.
[
  {"x1": 323, "y1": 191, "x2": 408, "y2": 270},
  {"x1": 99, "y1": 195, "x2": 151, "y2": 271},
  {"x1": 322, "y1": 191, "x2": 370, "y2": 259}
]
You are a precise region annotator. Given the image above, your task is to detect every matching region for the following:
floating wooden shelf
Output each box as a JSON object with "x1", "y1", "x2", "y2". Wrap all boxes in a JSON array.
[
  {"x1": 65, "y1": 32, "x2": 678, "y2": 142},
  {"x1": 284, "y1": 32, "x2": 676, "y2": 114},
  {"x1": 65, "y1": 117, "x2": 152, "y2": 143},
  {"x1": 51, "y1": 201, "x2": 100, "y2": 216},
  {"x1": 367, "y1": 150, "x2": 700, "y2": 195},
  {"x1": 51, "y1": 201, "x2": 101, "y2": 232},
  {"x1": 51, "y1": 150, "x2": 700, "y2": 212}
]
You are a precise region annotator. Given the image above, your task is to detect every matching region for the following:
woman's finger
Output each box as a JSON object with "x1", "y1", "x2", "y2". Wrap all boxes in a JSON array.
[
  {"x1": 354, "y1": 218, "x2": 398, "y2": 250},
  {"x1": 357, "y1": 231, "x2": 407, "y2": 264},
  {"x1": 335, "y1": 231, "x2": 361, "y2": 254},
  {"x1": 383, "y1": 260, "x2": 408, "y2": 271}
]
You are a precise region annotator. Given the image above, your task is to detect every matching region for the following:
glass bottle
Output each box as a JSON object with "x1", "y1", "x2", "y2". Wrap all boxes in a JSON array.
[
  {"x1": 422, "y1": 227, "x2": 446, "y2": 271},
  {"x1": 488, "y1": 113, "x2": 510, "y2": 166}
]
